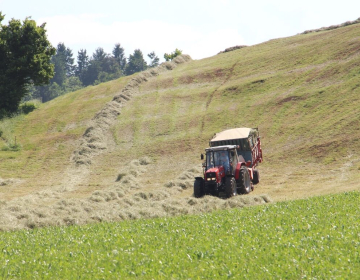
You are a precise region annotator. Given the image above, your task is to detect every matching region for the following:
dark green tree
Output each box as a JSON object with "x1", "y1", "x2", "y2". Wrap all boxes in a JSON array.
[
  {"x1": 35, "y1": 82, "x2": 64, "y2": 102},
  {"x1": 93, "y1": 56, "x2": 121, "y2": 85},
  {"x1": 0, "y1": 12, "x2": 55, "y2": 115},
  {"x1": 51, "y1": 44, "x2": 68, "y2": 86},
  {"x1": 82, "y1": 47, "x2": 118, "y2": 86},
  {"x1": 63, "y1": 76, "x2": 82, "y2": 93},
  {"x1": 148, "y1": 51, "x2": 159, "y2": 68},
  {"x1": 33, "y1": 43, "x2": 75, "y2": 102},
  {"x1": 59, "y1": 43, "x2": 75, "y2": 77},
  {"x1": 51, "y1": 43, "x2": 75, "y2": 78},
  {"x1": 82, "y1": 60, "x2": 102, "y2": 86},
  {"x1": 75, "y1": 49, "x2": 89, "y2": 84},
  {"x1": 125, "y1": 49, "x2": 147, "y2": 75},
  {"x1": 99, "y1": 56, "x2": 121, "y2": 77},
  {"x1": 92, "y1": 47, "x2": 107, "y2": 61},
  {"x1": 51, "y1": 55, "x2": 66, "y2": 86},
  {"x1": 164, "y1": 48, "x2": 182, "y2": 61},
  {"x1": 112, "y1": 43, "x2": 127, "y2": 71}
]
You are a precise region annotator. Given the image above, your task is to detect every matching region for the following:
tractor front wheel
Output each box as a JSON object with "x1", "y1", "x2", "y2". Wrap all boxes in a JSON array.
[
  {"x1": 238, "y1": 166, "x2": 251, "y2": 194},
  {"x1": 194, "y1": 179, "x2": 205, "y2": 198},
  {"x1": 225, "y1": 177, "x2": 237, "y2": 198}
]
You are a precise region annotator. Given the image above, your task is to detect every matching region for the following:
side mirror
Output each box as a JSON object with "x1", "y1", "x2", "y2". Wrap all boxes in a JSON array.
[{"x1": 201, "y1": 154, "x2": 204, "y2": 160}]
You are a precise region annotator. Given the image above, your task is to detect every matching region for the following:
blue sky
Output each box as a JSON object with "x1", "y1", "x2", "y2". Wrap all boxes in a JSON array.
[{"x1": 1, "y1": 0, "x2": 359, "y2": 62}]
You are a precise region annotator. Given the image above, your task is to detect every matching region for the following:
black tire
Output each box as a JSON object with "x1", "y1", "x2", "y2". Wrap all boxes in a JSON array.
[
  {"x1": 225, "y1": 177, "x2": 237, "y2": 198},
  {"x1": 194, "y1": 179, "x2": 204, "y2": 198},
  {"x1": 252, "y1": 169, "x2": 260, "y2": 185},
  {"x1": 238, "y1": 166, "x2": 251, "y2": 194}
]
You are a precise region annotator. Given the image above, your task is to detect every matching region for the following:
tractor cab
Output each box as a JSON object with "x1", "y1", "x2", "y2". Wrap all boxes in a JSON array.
[{"x1": 204, "y1": 145, "x2": 242, "y2": 176}]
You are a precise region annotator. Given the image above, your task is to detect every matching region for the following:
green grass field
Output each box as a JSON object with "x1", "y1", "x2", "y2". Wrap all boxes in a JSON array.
[{"x1": 1, "y1": 191, "x2": 359, "y2": 279}]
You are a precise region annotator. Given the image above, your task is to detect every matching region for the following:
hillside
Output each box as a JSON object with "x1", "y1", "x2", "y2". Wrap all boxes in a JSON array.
[{"x1": 0, "y1": 23, "x2": 360, "y2": 230}]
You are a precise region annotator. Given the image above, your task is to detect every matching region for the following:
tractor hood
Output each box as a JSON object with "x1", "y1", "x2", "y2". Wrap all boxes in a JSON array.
[{"x1": 206, "y1": 166, "x2": 225, "y2": 176}]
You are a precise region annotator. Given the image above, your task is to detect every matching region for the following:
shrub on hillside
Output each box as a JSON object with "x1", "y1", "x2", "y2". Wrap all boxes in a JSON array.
[
  {"x1": 1, "y1": 143, "x2": 21, "y2": 151},
  {"x1": 18, "y1": 102, "x2": 37, "y2": 114}
]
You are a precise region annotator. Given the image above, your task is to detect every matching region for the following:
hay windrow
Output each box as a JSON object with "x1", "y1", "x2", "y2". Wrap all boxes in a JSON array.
[
  {"x1": 218, "y1": 45, "x2": 247, "y2": 54},
  {"x1": 0, "y1": 192, "x2": 272, "y2": 231},
  {"x1": 0, "y1": 156, "x2": 271, "y2": 231},
  {"x1": 165, "y1": 166, "x2": 203, "y2": 190},
  {"x1": 71, "y1": 55, "x2": 192, "y2": 166},
  {"x1": 300, "y1": 17, "x2": 360, "y2": 34},
  {"x1": 0, "y1": 178, "x2": 23, "y2": 186}
]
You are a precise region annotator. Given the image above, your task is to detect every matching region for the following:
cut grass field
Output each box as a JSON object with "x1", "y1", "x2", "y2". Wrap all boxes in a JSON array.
[
  {"x1": 0, "y1": 22, "x2": 360, "y2": 230},
  {"x1": 1, "y1": 191, "x2": 359, "y2": 279}
]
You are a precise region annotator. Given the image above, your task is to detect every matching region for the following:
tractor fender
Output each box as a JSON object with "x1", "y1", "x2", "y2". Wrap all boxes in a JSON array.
[
  {"x1": 235, "y1": 163, "x2": 254, "y2": 180},
  {"x1": 234, "y1": 162, "x2": 242, "y2": 180}
]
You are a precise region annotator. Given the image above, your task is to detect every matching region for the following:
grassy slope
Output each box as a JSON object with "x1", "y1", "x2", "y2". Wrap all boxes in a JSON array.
[
  {"x1": 0, "y1": 77, "x2": 131, "y2": 198},
  {"x1": 93, "y1": 23, "x2": 360, "y2": 200},
  {"x1": 0, "y1": 24, "x2": 360, "y2": 202}
]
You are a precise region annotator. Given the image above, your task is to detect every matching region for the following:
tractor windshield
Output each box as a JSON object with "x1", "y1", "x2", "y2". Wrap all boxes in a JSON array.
[{"x1": 206, "y1": 150, "x2": 230, "y2": 172}]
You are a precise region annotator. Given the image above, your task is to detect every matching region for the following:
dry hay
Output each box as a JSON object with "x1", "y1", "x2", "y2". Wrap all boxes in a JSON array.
[
  {"x1": 72, "y1": 54, "x2": 192, "y2": 166},
  {"x1": 301, "y1": 17, "x2": 360, "y2": 34},
  {"x1": 218, "y1": 45, "x2": 247, "y2": 54},
  {"x1": 0, "y1": 191, "x2": 272, "y2": 231},
  {"x1": 0, "y1": 177, "x2": 23, "y2": 186},
  {"x1": 0, "y1": 156, "x2": 271, "y2": 231},
  {"x1": 164, "y1": 166, "x2": 203, "y2": 190}
]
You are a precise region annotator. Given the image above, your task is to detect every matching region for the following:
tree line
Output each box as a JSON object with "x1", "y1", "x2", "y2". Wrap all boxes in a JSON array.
[
  {"x1": 28, "y1": 43, "x2": 162, "y2": 103},
  {"x1": 0, "y1": 13, "x2": 182, "y2": 118}
]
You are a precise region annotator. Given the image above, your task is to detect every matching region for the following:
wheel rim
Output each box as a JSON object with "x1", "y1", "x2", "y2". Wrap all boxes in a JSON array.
[{"x1": 245, "y1": 171, "x2": 251, "y2": 191}]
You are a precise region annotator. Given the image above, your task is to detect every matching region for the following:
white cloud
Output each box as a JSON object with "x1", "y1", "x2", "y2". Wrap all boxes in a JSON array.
[
  {"x1": 37, "y1": 14, "x2": 245, "y2": 60},
  {"x1": 186, "y1": 29, "x2": 245, "y2": 58}
]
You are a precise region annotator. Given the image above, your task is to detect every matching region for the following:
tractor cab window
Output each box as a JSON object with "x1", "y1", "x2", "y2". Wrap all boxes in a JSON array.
[
  {"x1": 206, "y1": 152, "x2": 214, "y2": 170},
  {"x1": 215, "y1": 151, "x2": 230, "y2": 173},
  {"x1": 206, "y1": 150, "x2": 234, "y2": 173}
]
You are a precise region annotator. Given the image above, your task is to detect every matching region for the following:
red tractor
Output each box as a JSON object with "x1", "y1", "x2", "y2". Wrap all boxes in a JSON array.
[{"x1": 194, "y1": 128, "x2": 263, "y2": 198}]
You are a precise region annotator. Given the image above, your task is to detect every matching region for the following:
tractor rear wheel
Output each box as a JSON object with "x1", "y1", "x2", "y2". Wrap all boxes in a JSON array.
[
  {"x1": 225, "y1": 177, "x2": 237, "y2": 198},
  {"x1": 252, "y1": 169, "x2": 260, "y2": 185},
  {"x1": 238, "y1": 166, "x2": 251, "y2": 194},
  {"x1": 194, "y1": 179, "x2": 204, "y2": 198}
]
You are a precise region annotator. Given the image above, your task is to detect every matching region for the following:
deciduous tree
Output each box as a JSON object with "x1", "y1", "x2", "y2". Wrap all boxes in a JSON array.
[
  {"x1": 0, "y1": 12, "x2": 55, "y2": 116},
  {"x1": 164, "y1": 48, "x2": 182, "y2": 61}
]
